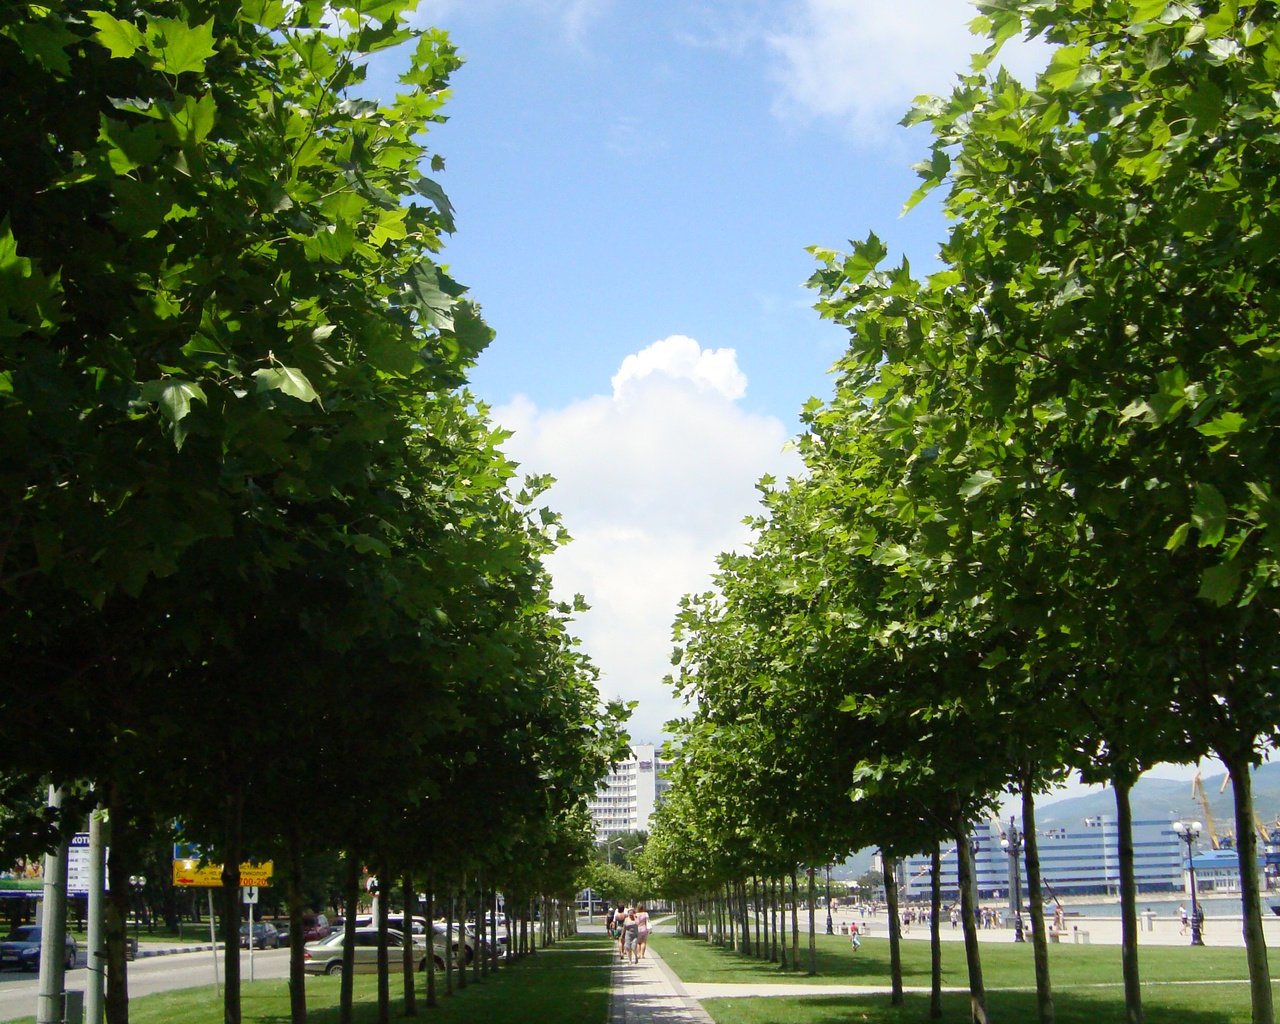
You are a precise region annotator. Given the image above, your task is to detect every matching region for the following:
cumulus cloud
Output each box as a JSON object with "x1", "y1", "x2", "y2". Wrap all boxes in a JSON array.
[
  {"x1": 764, "y1": 0, "x2": 1053, "y2": 137},
  {"x1": 493, "y1": 336, "x2": 798, "y2": 742},
  {"x1": 611, "y1": 334, "x2": 747, "y2": 403}
]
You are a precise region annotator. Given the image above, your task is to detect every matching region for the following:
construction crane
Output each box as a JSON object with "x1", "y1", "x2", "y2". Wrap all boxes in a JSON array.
[{"x1": 1190, "y1": 771, "x2": 1230, "y2": 850}]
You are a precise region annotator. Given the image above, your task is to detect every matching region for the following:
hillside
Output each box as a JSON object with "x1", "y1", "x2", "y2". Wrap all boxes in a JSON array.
[{"x1": 1034, "y1": 762, "x2": 1280, "y2": 842}]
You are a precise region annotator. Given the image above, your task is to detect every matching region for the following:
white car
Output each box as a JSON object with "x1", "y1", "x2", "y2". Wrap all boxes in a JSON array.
[{"x1": 303, "y1": 928, "x2": 444, "y2": 976}]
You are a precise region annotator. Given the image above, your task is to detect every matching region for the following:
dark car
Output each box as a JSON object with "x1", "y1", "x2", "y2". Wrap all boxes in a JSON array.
[
  {"x1": 273, "y1": 920, "x2": 292, "y2": 945},
  {"x1": 0, "y1": 926, "x2": 77, "y2": 971},
  {"x1": 302, "y1": 913, "x2": 332, "y2": 942},
  {"x1": 239, "y1": 922, "x2": 279, "y2": 949}
]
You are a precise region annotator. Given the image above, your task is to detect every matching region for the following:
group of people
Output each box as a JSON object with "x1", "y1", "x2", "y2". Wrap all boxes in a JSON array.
[{"x1": 606, "y1": 903, "x2": 650, "y2": 964}]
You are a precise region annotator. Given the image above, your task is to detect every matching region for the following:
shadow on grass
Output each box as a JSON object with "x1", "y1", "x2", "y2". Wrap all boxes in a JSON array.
[
  {"x1": 701, "y1": 989, "x2": 1259, "y2": 1024},
  {"x1": 656, "y1": 934, "x2": 933, "y2": 985}
]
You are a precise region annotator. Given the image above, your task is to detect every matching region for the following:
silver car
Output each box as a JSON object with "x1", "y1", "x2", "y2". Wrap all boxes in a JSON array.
[{"x1": 303, "y1": 927, "x2": 444, "y2": 976}]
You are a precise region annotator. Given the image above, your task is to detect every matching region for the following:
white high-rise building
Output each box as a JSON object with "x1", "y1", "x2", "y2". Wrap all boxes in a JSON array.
[{"x1": 590, "y1": 743, "x2": 673, "y2": 841}]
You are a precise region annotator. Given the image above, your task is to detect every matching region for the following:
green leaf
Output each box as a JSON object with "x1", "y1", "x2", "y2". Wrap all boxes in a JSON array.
[
  {"x1": 1197, "y1": 560, "x2": 1241, "y2": 605},
  {"x1": 959, "y1": 470, "x2": 998, "y2": 499},
  {"x1": 1165, "y1": 521, "x2": 1191, "y2": 551},
  {"x1": 86, "y1": 10, "x2": 146, "y2": 59},
  {"x1": 253, "y1": 366, "x2": 320, "y2": 404},
  {"x1": 140, "y1": 379, "x2": 206, "y2": 423},
  {"x1": 1195, "y1": 412, "x2": 1245, "y2": 438},
  {"x1": 145, "y1": 17, "x2": 217, "y2": 76},
  {"x1": 1191, "y1": 482, "x2": 1228, "y2": 546}
]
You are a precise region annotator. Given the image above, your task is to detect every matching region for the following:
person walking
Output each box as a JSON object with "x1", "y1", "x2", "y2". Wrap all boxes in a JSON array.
[
  {"x1": 621, "y1": 909, "x2": 641, "y2": 965},
  {"x1": 849, "y1": 919, "x2": 861, "y2": 952},
  {"x1": 635, "y1": 904, "x2": 651, "y2": 959},
  {"x1": 1178, "y1": 904, "x2": 1188, "y2": 935}
]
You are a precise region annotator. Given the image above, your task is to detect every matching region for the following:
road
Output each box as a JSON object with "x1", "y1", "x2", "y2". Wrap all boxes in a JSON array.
[{"x1": 0, "y1": 948, "x2": 290, "y2": 1022}]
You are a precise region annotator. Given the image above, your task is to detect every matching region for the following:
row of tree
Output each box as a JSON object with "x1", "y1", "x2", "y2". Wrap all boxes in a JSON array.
[
  {"x1": 0, "y1": 2, "x2": 628, "y2": 1023},
  {"x1": 643, "y1": 3, "x2": 1279, "y2": 1024}
]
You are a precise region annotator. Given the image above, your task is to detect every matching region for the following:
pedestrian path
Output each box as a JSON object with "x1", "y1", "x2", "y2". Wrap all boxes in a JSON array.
[{"x1": 607, "y1": 948, "x2": 717, "y2": 1024}]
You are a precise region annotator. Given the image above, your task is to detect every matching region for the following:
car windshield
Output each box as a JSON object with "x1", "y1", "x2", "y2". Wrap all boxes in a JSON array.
[{"x1": 7, "y1": 927, "x2": 39, "y2": 942}]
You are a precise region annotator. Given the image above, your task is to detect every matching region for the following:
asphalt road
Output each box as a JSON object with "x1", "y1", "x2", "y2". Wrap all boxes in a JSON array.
[{"x1": 0, "y1": 948, "x2": 291, "y2": 1022}]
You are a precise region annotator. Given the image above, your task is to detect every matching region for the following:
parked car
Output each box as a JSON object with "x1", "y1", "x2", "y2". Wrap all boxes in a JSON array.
[
  {"x1": 239, "y1": 922, "x2": 280, "y2": 949},
  {"x1": 273, "y1": 920, "x2": 291, "y2": 945},
  {"x1": 301, "y1": 913, "x2": 331, "y2": 942},
  {"x1": 0, "y1": 926, "x2": 77, "y2": 971},
  {"x1": 303, "y1": 928, "x2": 445, "y2": 976}
]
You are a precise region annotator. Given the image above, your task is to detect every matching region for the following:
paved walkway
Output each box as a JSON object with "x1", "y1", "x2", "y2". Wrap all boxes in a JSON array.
[{"x1": 607, "y1": 949, "x2": 718, "y2": 1024}]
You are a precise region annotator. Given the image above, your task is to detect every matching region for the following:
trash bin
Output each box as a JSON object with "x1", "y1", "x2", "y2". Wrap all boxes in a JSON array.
[
  {"x1": 1141, "y1": 910, "x2": 1155, "y2": 932},
  {"x1": 64, "y1": 989, "x2": 85, "y2": 1024}
]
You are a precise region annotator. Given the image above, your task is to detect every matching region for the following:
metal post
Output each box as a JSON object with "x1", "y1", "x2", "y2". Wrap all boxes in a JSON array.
[
  {"x1": 37, "y1": 785, "x2": 69, "y2": 1024},
  {"x1": 1001, "y1": 817, "x2": 1024, "y2": 943},
  {"x1": 85, "y1": 809, "x2": 106, "y2": 1024},
  {"x1": 824, "y1": 866, "x2": 833, "y2": 935},
  {"x1": 1174, "y1": 820, "x2": 1205, "y2": 947}
]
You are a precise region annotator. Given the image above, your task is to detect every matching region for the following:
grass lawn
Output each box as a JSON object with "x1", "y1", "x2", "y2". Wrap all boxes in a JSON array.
[
  {"x1": 653, "y1": 933, "x2": 1277, "y2": 1024},
  {"x1": 8, "y1": 935, "x2": 612, "y2": 1024}
]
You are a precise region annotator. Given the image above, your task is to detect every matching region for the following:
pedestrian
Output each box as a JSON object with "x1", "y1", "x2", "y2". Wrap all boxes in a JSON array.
[
  {"x1": 1178, "y1": 904, "x2": 1188, "y2": 935},
  {"x1": 1194, "y1": 904, "x2": 1205, "y2": 938},
  {"x1": 621, "y1": 909, "x2": 640, "y2": 964},
  {"x1": 615, "y1": 903, "x2": 627, "y2": 960},
  {"x1": 849, "y1": 919, "x2": 861, "y2": 952},
  {"x1": 636, "y1": 904, "x2": 651, "y2": 959},
  {"x1": 605, "y1": 903, "x2": 617, "y2": 937}
]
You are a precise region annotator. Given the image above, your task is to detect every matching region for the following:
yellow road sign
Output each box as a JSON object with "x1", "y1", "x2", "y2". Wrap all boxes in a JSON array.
[{"x1": 172, "y1": 859, "x2": 273, "y2": 888}]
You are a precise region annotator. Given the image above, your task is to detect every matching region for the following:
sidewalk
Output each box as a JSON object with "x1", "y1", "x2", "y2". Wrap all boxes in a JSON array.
[{"x1": 607, "y1": 948, "x2": 717, "y2": 1024}]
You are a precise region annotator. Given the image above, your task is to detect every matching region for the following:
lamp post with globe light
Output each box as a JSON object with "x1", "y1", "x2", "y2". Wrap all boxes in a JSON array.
[
  {"x1": 1000, "y1": 819, "x2": 1025, "y2": 943},
  {"x1": 1173, "y1": 820, "x2": 1205, "y2": 946},
  {"x1": 128, "y1": 875, "x2": 146, "y2": 956},
  {"x1": 825, "y1": 865, "x2": 833, "y2": 935}
]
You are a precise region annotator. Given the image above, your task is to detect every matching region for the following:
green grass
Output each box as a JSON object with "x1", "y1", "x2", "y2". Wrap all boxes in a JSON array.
[
  {"x1": 653, "y1": 933, "x2": 1277, "y2": 1024},
  {"x1": 8, "y1": 935, "x2": 613, "y2": 1024}
]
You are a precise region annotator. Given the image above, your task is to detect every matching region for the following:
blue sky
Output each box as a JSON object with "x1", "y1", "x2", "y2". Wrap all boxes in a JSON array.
[
  {"x1": 364, "y1": 2, "x2": 1216, "y2": 788},
  {"x1": 364, "y1": 0, "x2": 1050, "y2": 745}
]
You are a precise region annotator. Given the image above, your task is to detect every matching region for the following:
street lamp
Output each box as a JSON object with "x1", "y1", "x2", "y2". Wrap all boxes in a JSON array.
[
  {"x1": 824, "y1": 865, "x2": 833, "y2": 935},
  {"x1": 999, "y1": 818, "x2": 1025, "y2": 943},
  {"x1": 1172, "y1": 820, "x2": 1205, "y2": 946},
  {"x1": 128, "y1": 874, "x2": 146, "y2": 954}
]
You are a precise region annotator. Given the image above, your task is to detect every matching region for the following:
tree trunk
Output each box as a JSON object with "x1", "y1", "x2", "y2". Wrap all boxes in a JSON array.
[
  {"x1": 286, "y1": 825, "x2": 306, "y2": 1024},
  {"x1": 807, "y1": 868, "x2": 817, "y2": 976},
  {"x1": 930, "y1": 844, "x2": 942, "y2": 1021},
  {"x1": 771, "y1": 877, "x2": 779, "y2": 964},
  {"x1": 444, "y1": 889, "x2": 454, "y2": 996},
  {"x1": 1115, "y1": 778, "x2": 1143, "y2": 1024},
  {"x1": 882, "y1": 856, "x2": 904, "y2": 1007},
  {"x1": 401, "y1": 872, "x2": 416, "y2": 1016},
  {"x1": 376, "y1": 863, "x2": 390, "y2": 1024},
  {"x1": 220, "y1": 788, "x2": 244, "y2": 1024},
  {"x1": 339, "y1": 853, "x2": 358, "y2": 1024},
  {"x1": 1222, "y1": 754, "x2": 1275, "y2": 1024},
  {"x1": 954, "y1": 815, "x2": 989, "y2": 1024},
  {"x1": 425, "y1": 877, "x2": 437, "y2": 1007},
  {"x1": 103, "y1": 783, "x2": 131, "y2": 1024},
  {"x1": 791, "y1": 870, "x2": 800, "y2": 971},
  {"x1": 1022, "y1": 781, "x2": 1055, "y2": 1024}
]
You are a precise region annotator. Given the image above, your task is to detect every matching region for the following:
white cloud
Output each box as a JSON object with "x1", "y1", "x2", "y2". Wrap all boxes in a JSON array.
[
  {"x1": 611, "y1": 334, "x2": 747, "y2": 403},
  {"x1": 765, "y1": 0, "x2": 1053, "y2": 137},
  {"x1": 493, "y1": 335, "x2": 798, "y2": 742}
]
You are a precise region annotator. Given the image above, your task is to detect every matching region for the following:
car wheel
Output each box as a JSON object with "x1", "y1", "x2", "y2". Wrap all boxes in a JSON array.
[{"x1": 325, "y1": 962, "x2": 343, "y2": 976}]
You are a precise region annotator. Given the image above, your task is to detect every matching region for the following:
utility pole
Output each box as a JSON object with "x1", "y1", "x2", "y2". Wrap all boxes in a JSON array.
[
  {"x1": 86, "y1": 808, "x2": 106, "y2": 1024},
  {"x1": 37, "y1": 785, "x2": 69, "y2": 1024}
]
